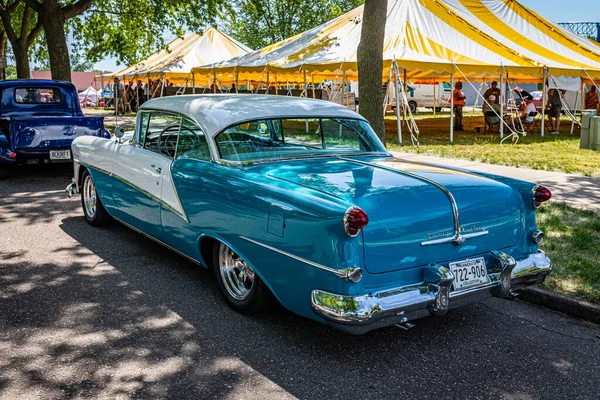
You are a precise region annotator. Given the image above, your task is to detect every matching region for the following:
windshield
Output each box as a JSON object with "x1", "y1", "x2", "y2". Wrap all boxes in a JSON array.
[{"x1": 215, "y1": 117, "x2": 387, "y2": 163}]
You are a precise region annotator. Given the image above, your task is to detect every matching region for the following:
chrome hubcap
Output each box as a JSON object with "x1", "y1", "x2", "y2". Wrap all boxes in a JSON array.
[
  {"x1": 83, "y1": 175, "x2": 97, "y2": 219},
  {"x1": 219, "y1": 243, "x2": 255, "y2": 301}
]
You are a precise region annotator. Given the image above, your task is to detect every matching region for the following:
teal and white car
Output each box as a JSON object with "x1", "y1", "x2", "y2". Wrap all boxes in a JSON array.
[{"x1": 67, "y1": 94, "x2": 552, "y2": 335}]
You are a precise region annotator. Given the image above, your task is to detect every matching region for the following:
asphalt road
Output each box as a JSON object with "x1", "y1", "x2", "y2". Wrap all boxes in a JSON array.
[{"x1": 1, "y1": 165, "x2": 599, "y2": 400}]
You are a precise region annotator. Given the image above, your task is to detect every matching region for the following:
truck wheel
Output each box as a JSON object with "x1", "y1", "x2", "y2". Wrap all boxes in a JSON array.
[
  {"x1": 435, "y1": 107, "x2": 442, "y2": 112},
  {"x1": 214, "y1": 241, "x2": 272, "y2": 314},
  {"x1": 0, "y1": 166, "x2": 10, "y2": 180},
  {"x1": 80, "y1": 169, "x2": 111, "y2": 226},
  {"x1": 408, "y1": 101, "x2": 417, "y2": 114}
]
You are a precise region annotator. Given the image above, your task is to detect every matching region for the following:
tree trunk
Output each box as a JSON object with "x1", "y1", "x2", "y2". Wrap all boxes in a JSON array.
[
  {"x1": 357, "y1": 0, "x2": 388, "y2": 144},
  {"x1": 0, "y1": 32, "x2": 6, "y2": 80},
  {"x1": 40, "y1": 1, "x2": 71, "y2": 81},
  {"x1": 12, "y1": 41, "x2": 31, "y2": 79}
]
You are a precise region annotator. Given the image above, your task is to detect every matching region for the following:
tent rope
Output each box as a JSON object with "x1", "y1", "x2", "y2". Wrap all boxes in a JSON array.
[
  {"x1": 392, "y1": 61, "x2": 419, "y2": 146},
  {"x1": 453, "y1": 63, "x2": 522, "y2": 145},
  {"x1": 548, "y1": 74, "x2": 581, "y2": 127}
]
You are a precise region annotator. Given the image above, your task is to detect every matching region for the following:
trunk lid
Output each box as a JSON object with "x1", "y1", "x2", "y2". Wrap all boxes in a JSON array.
[
  {"x1": 264, "y1": 157, "x2": 522, "y2": 274},
  {"x1": 10, "y1": 116, "x2": 105, "y2": 150}
]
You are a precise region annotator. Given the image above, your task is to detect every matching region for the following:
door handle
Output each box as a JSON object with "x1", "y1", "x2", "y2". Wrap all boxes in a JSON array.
[{"x1": 151, "y1": 164, "x2": 162, "y2": 174}]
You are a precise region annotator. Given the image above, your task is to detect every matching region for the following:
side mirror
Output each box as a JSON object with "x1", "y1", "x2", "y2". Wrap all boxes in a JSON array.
[{"x1": 114, "y1": 126, "x2": 125, "y2": 142}]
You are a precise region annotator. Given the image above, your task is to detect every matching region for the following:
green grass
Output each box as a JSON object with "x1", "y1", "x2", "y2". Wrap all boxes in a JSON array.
[
  {"x1": 384, "y1": 114, "x2": 600, "y2": 177},
  {"x1": 538, "y1": 202, "x2": 600, "y2": 303}
]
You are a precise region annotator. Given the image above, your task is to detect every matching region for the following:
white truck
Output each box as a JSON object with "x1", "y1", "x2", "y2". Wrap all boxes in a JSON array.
[{"x1": 388, "y1": 81, "x2": 452, "y2": 114}]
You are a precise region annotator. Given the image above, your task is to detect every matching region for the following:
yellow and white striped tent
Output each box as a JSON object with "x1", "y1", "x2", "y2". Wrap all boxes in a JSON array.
[
  {"x1": 95, "y1": 27, "x2": 252, "y2": 84},
  {"x1": 192, "y1": 0, "x2": 600, "y2": 85}
]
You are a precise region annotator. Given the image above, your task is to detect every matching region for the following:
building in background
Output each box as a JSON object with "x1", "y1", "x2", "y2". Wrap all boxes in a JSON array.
[{"x1": 31, "y1": 71, "x2": 100, "y2": 91}]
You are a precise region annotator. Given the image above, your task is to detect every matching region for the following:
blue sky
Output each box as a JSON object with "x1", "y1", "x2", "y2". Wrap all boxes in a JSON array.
[{"x1": 93, "y1": 0, "x2": 600, "y2": 72}]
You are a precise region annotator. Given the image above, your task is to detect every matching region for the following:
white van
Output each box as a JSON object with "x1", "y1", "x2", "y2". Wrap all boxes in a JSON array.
[{"x1": 389, "y1": 82, "x2": 452, "y2": 113}]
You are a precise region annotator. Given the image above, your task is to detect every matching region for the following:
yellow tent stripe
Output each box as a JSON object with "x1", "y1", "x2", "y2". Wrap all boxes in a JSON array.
[
  {"x1": 502, "y1": 0, "x2": 600, "y2": 63},
  {"x1": 418, "y1": 0, "x2": 538, "y2": 67},
  {"x1": 404, "y1": 22, "x2": 484, "y2": 66},
  {"x1": 459, "y1": 0, "x2": 600, "y2": 70}
]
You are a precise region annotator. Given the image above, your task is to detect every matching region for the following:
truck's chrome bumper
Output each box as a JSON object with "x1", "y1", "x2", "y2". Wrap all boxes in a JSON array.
[{"x1": 311, "y1": 251, "x2": 551, "y2": 335}]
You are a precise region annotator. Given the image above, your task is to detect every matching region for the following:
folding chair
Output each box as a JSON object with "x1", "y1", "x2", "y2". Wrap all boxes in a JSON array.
[
  {"x1": 522, "y1": 111, "x2": 539, "y2": 134},
  {"x1": 484, "y1": 111, "x2": 500, "y2": 132}
]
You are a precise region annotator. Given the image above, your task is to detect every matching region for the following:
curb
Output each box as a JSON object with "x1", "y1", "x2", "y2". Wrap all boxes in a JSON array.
[{"x1": 519, "y1": 287, "x2": 600, "y2": 324}]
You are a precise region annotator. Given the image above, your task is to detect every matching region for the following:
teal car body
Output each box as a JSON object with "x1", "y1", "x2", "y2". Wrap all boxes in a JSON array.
[{"x1": 69, "y1": 95, "x2": 551, "y2": 334}]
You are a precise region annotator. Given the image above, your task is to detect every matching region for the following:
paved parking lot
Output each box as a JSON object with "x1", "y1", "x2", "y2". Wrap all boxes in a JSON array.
[{"x1": 1, "y1": 165, "x2": 599, "y2": 399}]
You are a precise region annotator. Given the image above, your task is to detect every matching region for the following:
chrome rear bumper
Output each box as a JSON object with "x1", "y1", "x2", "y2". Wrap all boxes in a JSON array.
[{"x1": 311, "y1": 251, "x2": 551, "y2": 335}]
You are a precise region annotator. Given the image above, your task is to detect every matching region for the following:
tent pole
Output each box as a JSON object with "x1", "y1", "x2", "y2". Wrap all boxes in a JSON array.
[
  {"x1": 312, "y1": 74, "x2": 316, "y2": 99},
  {"x1": 450, "y1": 73, "x2": 455, "y2": 142},
  {"x1": 235, "y1": 69, "x2": 239, "y2": 93},
  {"x1": 213, "y1": 71, "x2": 217, "y2": 93},
  {"x1": 303, "y1": 70, "x2": 307, "y2": 98},
  {"x1": 266, "y1": 69, "x2": 270, "y2": 94},
  {"x1": 572, "y1": 77, "x2": 583, "y2": 135},
  {"x1": 192, "y1": 71, "x2": 196, "y2": 94},
  {"x1": 403, "y1": 68, "x2": 408, "y2": 124},
  {"x1": 393, "y1": 61, "x2": 402, "y2": 144},
  {"x1": 500, "y1": 73, "x2": 504, "y2": 139},
  {"x1": 541, "y1": 68, "x2": 547, "y2": 136},
  {"x1": 433, "y1": 78, "x2": 437, "y2": 117}
]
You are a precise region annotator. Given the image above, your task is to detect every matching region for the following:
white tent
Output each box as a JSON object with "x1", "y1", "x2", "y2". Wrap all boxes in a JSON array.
[{"x1": 78, "y1": 86, "x2": 102, "y2": 104}]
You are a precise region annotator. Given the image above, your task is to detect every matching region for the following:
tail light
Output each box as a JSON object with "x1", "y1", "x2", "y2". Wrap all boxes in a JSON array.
[
  {"x1": 344, "y1": 206, "x2": 368, "y2": 237},
  {"x1": 9, "y1": 152, "x2": 16, "y2": 159},
  {"x1": 533, "y1": 185, "x2": 552, "y2": 208}
]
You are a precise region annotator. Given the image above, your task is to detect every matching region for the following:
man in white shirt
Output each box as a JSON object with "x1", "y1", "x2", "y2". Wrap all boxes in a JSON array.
[{"x1": 520, "y1": 97, "x2": 537, "y2": 123}]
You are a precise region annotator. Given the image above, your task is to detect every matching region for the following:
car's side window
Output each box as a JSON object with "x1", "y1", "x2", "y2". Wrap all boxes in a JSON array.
[
  {"x1": 137, "y1": 112, "x2": 151, "y2": 145},
  {"x1": 175, "y1": 118, "x2": 211, "y2": 162},
  {"x1": 143, "y1": 112, "x2": 182, "y2": 159}
]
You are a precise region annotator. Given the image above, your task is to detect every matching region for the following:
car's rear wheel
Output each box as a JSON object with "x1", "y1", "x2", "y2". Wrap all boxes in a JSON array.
[
  {"x1": 213, "y1": 242, "x2": 271, "y2": 313},
  {"x1": 81, "y1": 169, "x2": 111, "y2": 226},
  {"x1": 408, "y1": 101, "x2": 417, "y2": 114}
]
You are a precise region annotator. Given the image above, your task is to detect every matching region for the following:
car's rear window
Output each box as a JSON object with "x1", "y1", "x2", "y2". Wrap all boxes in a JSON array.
[
  {"x1": 14, "y1": 88, "x2": 62, "y2": 104},
  {"x1": 215, "y1": 117, "x2": 387, "y2": 163}
]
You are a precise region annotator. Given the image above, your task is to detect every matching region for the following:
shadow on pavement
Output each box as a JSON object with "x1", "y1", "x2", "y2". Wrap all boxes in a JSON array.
[
  {"x1": 1, "y1": 169, "x2": 599, "y2": 399},
  {"x1": 55, "y1": 215, "x2": 600, "y2": 399}
]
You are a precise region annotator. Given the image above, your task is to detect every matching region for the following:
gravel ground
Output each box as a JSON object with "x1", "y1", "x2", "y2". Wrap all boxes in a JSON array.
[{"x1": 1, "y1": 164, "x2": 599, "y2": 399}]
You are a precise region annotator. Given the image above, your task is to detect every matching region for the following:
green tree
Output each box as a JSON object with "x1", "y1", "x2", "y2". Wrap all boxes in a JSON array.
[
  {"x1": 357, "y1": 0, "x2": 386, "y2": 143},
  {"x1": 0, "y1": 1, "x2": 43, "y2": 78},
  {"x1": 0, "y1": 0, "x2": 221, "y2": 81},
  {"x1": 223, "y1": 0, "x2": 364, "y2": 49}
]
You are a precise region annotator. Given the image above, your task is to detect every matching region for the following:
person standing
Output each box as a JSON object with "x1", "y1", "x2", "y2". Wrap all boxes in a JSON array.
[
  {"x1": 585, "y1": 85, "x2": 599, "y2": 110},
  {"x1": 113, "y1": 77, "x2": 124, "y2": 115},
  {"x1": 547, "y1": 87, "x2": 563, "y2": 134},
  {"x1": 136, "y1": 80, "x2": 145, "y2": 108},
  {"x1": 483, "y1": 81, "x2": 501, "y2": 105},
  {"x1": 453, "y1": 82, "x2": 466, "y2": 131}
]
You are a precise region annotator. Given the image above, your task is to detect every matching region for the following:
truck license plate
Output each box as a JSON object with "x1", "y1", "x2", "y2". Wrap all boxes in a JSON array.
[
  {"x1": 449, "y1": 257, "x2": 489, "y2": 291},
  {"x1": 49, "y1": 150, "x2": 71, "y2": 160}
]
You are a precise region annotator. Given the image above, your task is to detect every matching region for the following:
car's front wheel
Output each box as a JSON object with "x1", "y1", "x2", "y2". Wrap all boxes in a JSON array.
[
  {"x1": 80, "y1": 169, "x2": 111, "y2": 226},
  {"x1": 213, "y1": 242, "x2": 271, "y2": 313}
]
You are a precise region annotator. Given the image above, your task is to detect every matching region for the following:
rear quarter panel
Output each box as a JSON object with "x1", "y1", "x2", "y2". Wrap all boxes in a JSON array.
[{"x1": 165, "y1": 160, "x2": 364, "y2": 320}]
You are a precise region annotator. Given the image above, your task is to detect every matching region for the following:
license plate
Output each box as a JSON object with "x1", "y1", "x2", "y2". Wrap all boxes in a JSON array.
[
  {"x1": 49, "y1": 150, "x2": 71, "y2": 160},
  {"x1": 449, "y1": 257, "x2": 489, "y2": 291}
]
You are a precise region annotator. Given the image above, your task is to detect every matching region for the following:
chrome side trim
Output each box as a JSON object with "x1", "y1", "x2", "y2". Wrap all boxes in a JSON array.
[
  {"x1": 239, "y1": 236, "x2": 362, "y2": 282},
  {"x1": 81, "y1": 162, "x2": 189, "y2": 223},
  {"x1": 420, "y1": 230, "x2": 489, "y2": 246},
  {"x1": 338, "y1": 157, "x2": 465, "y2": 246},
  {"x1": 112, "y1": 215, "x2": 202, "y2": 266}
]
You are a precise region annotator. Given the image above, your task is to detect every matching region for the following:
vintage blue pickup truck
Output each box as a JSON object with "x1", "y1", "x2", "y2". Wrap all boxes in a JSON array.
[{"x1": 0, "y1": 79, "x2": 109, "y2": 178}]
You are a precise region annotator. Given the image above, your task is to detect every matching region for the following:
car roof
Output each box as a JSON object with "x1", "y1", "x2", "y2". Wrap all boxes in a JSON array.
[
  {"x1": 139, "y1": 94, "x2": 366, "y2": 136},
  {"x1": 0, "y1": 79, "x2": 77, "y2": 90}
]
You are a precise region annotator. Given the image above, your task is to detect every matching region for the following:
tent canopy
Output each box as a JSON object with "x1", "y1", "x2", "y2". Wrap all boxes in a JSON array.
[
  {"x1": 96, "y1": 27, "x2": 252, "y2": 84},
  {"x1": 193, "y1": 0, "x2": 600, "y2": 84}
]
